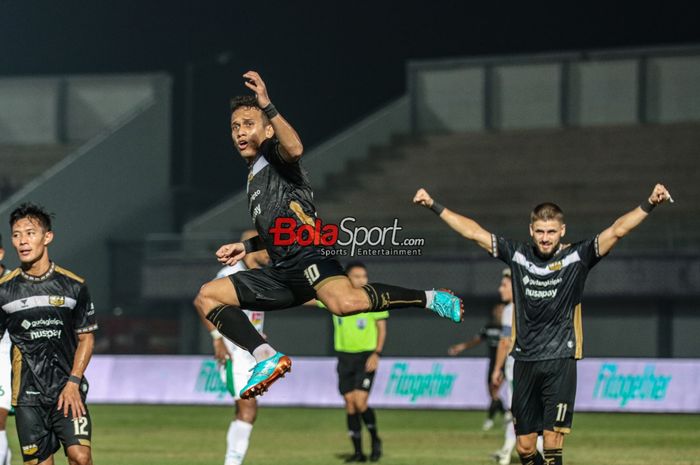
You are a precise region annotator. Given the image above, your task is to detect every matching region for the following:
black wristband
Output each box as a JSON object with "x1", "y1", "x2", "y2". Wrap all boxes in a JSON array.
[
  {"x1": 640, "y1": 199, "x2": 656, "y2": 214},
  {"x1": 262, "y1": 103, "x2": 278, "y2": 119},
  {"x1": 374, "y1": 351, "x2": 382, "y2": 356},
  {"x1": 430, "y1": 201, "x2": 445, "y2": 215},
  {"x1": 68, "y1": 375, "x2": 81, "y2": 385},
  {"x1": 242, "y1": 235, "x2": 265, "y2": 253}
]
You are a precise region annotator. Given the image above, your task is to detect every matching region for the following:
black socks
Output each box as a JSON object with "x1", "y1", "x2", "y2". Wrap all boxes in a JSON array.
[
  {"x1": 360, "y1": 408, "x2": 379, "y2": 440},
  {"x1": 347, "y1": 413, "x2": 362, "y2": 454},
  {"x1": 362, "y1": 283, "x2": 426, "y2": 311},
  {"x1": 519, "y1": 451, "x2": 544, "y2": 465},
  {"x1": 488, "y1": 398, "x2": 505, "y2": 419},
  {"x1": 206, "y1": 305, "x2": 265, "y2": 353},
  {"x1": 543, "y1": 448, "x2": 562, "y2": 465}
]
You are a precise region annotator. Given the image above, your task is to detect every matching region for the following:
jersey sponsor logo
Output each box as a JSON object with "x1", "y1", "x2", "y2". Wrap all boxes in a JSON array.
[
  {"x1": 522, "y1": 276, "x2": 563, "y2": 287},
  {"x1": 252, "y1": 204, "x2": 262, "y2": 222},
  {"x1": 385, "y1": 362, "x2": 457, "y2": 402},
  {"x1": 29, "y1": 328, "x2": 62, "y2": 340},
  {"x1": 49, "y1": 295, "x2": 65, "y2": 306},
  {"x1": 21, "y1": 317, "x2": 63, "y2": 329},
  {"x1": 593, "y1": 363, "x2": 672, "y2": 407},
  {"x1": 513, "y1": 251, "x2": 581, "y2": 277},
  {"x1": 250, "y1": 189, "x2": 261, "y2": 202},
  {"x1": 524, "y1": 288, "x2": 558, "y2": 299}
]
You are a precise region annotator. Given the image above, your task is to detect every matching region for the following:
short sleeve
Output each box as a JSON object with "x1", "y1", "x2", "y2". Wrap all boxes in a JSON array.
[
  {"x1": 490, "y1": 235, "x2": 518, "y2": 265},
  {"x1": 260, "y1": 138, "x2": 287, "y2": 166},
  {"x1": 73, "y1": 285, "x2": 98, "y2": 334},
  {"x1": 575, "y1": 235, "x2": 603, "y2": 270}
]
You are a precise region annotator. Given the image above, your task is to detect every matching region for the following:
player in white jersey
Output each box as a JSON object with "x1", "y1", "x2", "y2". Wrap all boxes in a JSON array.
[
  {"x1": 491, "y1": 268, "x2": 542, "y2": 465},
  {"x1": 197, "y1": 230, "x2": 270, "y2": 465},
  {"x1": 0, "y1": 235, "x2": 12, "y2": 465}
]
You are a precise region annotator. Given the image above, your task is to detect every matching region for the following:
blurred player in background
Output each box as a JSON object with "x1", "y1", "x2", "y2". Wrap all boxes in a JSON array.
[
  {"x1": 319, "y1": 262, "x2": 387, "y2": 462},
  {"x1": 0, "y1": 235, "x2": 12, "y2": 465},
  {"x1": 490, "y1": 268, "x2": 543, "y2": 465},
  {"x1": 199, "y1": 230, "x2": 270, "y2": 465},
  {"x1": 194, "y1": 71, "x2": 463, "y2": 400},
  {"x1": 448, "y1": 303, "x2": 505, "y2": 431},
  {"x1": 0, "y1": 203, "x2": 98, "y2": 465},
  {"x1": 415, "y1": 184, "x2": 672, "y2": 465}
]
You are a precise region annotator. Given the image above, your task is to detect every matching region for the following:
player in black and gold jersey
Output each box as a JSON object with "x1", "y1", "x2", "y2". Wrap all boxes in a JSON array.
[
  {"x1": 0, "y1": 203, "x2": 97, "y2": 465},
  {"x1": 415, "y1": 184, "x2": 672, "y2": 465}
]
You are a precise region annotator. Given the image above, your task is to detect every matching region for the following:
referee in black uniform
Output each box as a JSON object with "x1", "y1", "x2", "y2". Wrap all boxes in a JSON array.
[
  {"x1": 415, "y1": 184, "x2": 672, "y2": 465},
  {"x1": 0, "y1": 203, "x2": 97, "y2": 465}
]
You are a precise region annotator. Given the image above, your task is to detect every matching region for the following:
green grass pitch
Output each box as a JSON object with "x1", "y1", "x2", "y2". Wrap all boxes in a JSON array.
[{"x1": 7, "y1": 405, "x2": 700, "y2": 464}]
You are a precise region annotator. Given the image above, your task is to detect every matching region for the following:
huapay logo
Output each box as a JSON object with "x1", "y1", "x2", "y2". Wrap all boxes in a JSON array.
[
  {"x1": 593, "y1": 363, "x2": 672, "y2": 407},
  {"x1": 269, "y1": 217, "x2": 425, "y2": 257}
]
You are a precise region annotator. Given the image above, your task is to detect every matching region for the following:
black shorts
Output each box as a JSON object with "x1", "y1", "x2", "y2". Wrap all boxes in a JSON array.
[
  {"x1": 15, "y1": 404, "x2": 92, "y2": 463},
  {"x1": 512, "y1": 358, "x2": 577, "y2": 435},
  {"x1": 337, "y1": 352, "x2": 377, "y2": 395},
  {"x1": 230, "y1": 256, "x2": 345, "y2": 310}
]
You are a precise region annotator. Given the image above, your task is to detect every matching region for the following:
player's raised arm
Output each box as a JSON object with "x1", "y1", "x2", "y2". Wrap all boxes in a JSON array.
[
  {"x1": 413, "y1": 188, "x2": 493, "y2": 252},
  {"x1": 597, "y1": 183, "x2": 673, "y2": 256},
  {"x1": 243, "y1": 71, "x2": 303, "y2": 162}
]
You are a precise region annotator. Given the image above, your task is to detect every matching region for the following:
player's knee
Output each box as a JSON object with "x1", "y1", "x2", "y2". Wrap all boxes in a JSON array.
[
  {"x1": 516, "y1": 437, "x2": 537, "y2": 457},
  {"x1": 326, "y1": 297, "x2": 362, "y2": 316},
  {"x1": 67, "y1": 448, "x2": 92, "y2": 465},
  {"x1": 236, "y1": 401, "x2": 257, "y2": 424},
  {"x1": 355, "y1": 399, "x2": 368, "y2": 412}
]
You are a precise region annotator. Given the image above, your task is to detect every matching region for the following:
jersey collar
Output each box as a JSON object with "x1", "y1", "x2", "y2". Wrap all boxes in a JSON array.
[{"x1": 20, "y1": 261, "x2": 55, "y2": 282}]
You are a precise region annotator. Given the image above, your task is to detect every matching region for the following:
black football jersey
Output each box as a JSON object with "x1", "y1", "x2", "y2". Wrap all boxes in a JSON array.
[
  {"x1": 479, "y1": 323, "x2": 503, "y2": 361},
  {"x1": 246, "y1": 138, "x2": 324, "y2": 266},
  {"x1": 0, "y1": 263, "x2": 98, "y2": 406},
  {"x1": 491, "y1": 235, "x2": 603, "y2": 361}
]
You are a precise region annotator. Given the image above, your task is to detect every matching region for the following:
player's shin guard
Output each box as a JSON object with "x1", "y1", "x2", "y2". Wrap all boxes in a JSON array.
[
  {"x1": 519, "y1": 451, "x2": 544, "y2": 465},
  {"x1": 543, "y1": 448, "x2": 562, "y2": 465},
  {"x1": 347, "y1": 413, "x2": 363, "y2": 454},
  {"x1": 206, "y1": 305, "x2": 265, "y2": 353},
  {"x1": 362, "y1": 284, "x2": 426, "y2": 311}
]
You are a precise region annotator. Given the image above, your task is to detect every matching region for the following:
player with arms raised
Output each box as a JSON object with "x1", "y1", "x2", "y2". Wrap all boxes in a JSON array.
[
  {"x1": 194, "y1": 71, "x2": 463, "y2": 400},
  {"x1": 414, "y1": 184, "x2": 672, "y2": 465}
]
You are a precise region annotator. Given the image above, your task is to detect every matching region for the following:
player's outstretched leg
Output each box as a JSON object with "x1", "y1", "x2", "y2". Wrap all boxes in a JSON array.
[{"x1": 318, "y1": 279, "x2": 464, "y2": 323}]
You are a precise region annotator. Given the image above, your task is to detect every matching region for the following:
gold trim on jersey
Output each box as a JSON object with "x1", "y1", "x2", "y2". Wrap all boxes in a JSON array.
[
  {"x1": 289, "y1": 201, "x2": 314, "y2": 226},
  {"x1": 0, "y1": 268, "x2": 20, "y2": 285},
  {"x1": 78, "y1": 439, "x2": 92, "y2": 447},
  {"x1": 55, "y1": 265, "x2": 85, "y2": 284},
  {"x1": 574, "y1": 304, "x2": 583, "y2": 359},
  {"x1": 12, "y1": 346, "x2": 22, "y2": 406}
]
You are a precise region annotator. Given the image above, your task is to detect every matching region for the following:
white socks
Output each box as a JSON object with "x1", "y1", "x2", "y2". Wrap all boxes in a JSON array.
[
  {"x1": 252, "y1": 344, "x2": 275, "y2": 363},
  {"x1": 425, "y1": 290, "x2": 435, "y2": 308},
  {"x1": 225, "y1": 420, "x2": 254, "y2": 465}
]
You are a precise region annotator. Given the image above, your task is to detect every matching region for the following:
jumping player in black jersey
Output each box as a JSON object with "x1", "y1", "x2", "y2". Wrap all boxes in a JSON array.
[
  {"x1": 447, "y1": 304, "x2": 505, "y2": 431},
  {"x1": 414, "y1": 184, "x2": 672, "y2": 465},
  {"x1": 0, "y1": 203, "x2": 97, "y2": 465},
  {"x1": 194, "y1": 71, "x2": 463, "y2": 400}
]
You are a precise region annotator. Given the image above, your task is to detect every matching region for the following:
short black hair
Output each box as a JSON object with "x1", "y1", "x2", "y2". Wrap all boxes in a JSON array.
[
  {"x1": 230, "y1": 95, "x2": 270, "y2": 124},
  {"x1": 9, "y1": 202, "x2": 53, "y2": 232},
  {"x1": 344, "y1": 261, "x2": 367, "y2": 275}
]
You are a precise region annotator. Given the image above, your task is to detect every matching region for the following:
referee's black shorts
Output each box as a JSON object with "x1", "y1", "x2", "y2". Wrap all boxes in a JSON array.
[
  {"x1": 512, "y1": 358, "x2": 577, "y2": 435},
  {"x1": 337, "y1": 351, "x2": 377, "y2": 395}
]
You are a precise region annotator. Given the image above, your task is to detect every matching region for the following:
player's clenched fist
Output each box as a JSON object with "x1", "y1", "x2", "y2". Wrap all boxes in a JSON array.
[
  {"x1": 216, "y1": 242, "x2": 246, "y2": 266},
  {"x1": 413, "y1": 188, "x2": 434, "y2": 208},
  {"x1": 243, "y1": 71, "x2": 271, "y2": 108},
  {"x1": 648, "y1": 183, "x2": 673, "y2": 205}
]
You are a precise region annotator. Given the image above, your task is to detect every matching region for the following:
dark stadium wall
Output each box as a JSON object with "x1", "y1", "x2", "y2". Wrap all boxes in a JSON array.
[{"x1": 1, "y1": 2, "x2": 698, "y2": 223}]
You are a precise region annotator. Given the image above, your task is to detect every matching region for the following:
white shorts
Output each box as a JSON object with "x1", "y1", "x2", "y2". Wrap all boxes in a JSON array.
[
  {"x1": 504, "y1": 355, "x2": 514, "y2": 410},
  {"x1": 219, "y1": 339, "x2": 256, "y2": 401},
  {"x1": 0, "y1": 332, "x2": 12, "y2": 411}
]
